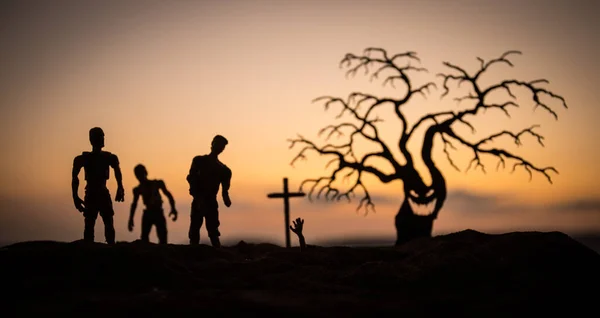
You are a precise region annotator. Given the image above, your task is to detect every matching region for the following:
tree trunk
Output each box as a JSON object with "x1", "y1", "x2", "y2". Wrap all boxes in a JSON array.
[
  {"x1": 393, "y1": 169, "x2": 446, "y2": 245},
  {"x1": 394, "y1": 126, "x2": 448, "y2": 246},
  {"x1": 394, "y1": 198, "x2": 435, "y2": 245}
]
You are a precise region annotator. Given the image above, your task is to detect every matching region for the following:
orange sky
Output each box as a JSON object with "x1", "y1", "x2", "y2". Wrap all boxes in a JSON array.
[{"x1": 1, "y1": 0, "x2": 599, "y2": 245}]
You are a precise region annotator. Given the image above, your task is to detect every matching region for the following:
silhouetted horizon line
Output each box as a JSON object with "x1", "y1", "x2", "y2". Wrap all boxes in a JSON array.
[{"x1": 3, "y1": 230, "x2": 600, "y2": 252}]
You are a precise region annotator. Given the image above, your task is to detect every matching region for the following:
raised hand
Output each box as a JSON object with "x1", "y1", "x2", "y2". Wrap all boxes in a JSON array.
[
  {"x1": 73, "y1": 197, "x2": 86, "y2": 213},
  {"x1": 169, "y1": 209, "x2": 178, "y2": 221},
  {"x1": 289, "y1": 217, "x2": 304, "y2": 235},
  {"x1": 289, "y1": 217, "x2": 306, "y2": 251},
  {"x1": 115, "y1": 187, "x2": 125, "y2": 202}
]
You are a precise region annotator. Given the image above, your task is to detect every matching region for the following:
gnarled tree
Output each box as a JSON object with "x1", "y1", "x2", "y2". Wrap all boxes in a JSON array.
[{"x1": 288, "y1": 48, "x2": 568, "y2": 245}]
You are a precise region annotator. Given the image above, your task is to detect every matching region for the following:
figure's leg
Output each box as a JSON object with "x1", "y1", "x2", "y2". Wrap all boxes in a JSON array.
[
  {"x1": 98, "y1": 190, "x2": 115, "y2": 245},
  {"x1": 155, "y1": 213, "x2": 168, "y2": 244},
  {"x1": 83, "y1": 192, "x2": 99, "y2": 242},
  {"x1": 188, "y1": 200, "x2": 203, "y2": 245},
  {"x1": 205, "y1": 207, "x2": 221, "y2": 248},
  {"x1": 140, "y1": 211, "x2": 152, "y2": 243},
  {"x1": 100, "y1": 212, "x2": 115, "y2": 245},
  {"x1": 83, "y1": 209, "x2": 99, "y2": 243}
]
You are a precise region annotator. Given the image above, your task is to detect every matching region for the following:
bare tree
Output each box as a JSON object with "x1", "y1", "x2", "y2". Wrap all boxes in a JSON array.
[{"x1": 288, "y1": 48, "x2": 568, "y2": 245}]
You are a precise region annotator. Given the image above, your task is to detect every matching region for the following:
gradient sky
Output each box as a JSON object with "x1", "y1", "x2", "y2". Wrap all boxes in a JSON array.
[{"x1": 1, "y1": 0, "x2": 599, "y2": 245}]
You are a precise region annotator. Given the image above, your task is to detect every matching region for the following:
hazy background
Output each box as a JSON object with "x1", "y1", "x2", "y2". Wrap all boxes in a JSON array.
[{"x1": 1, "y1": 0, "x2": 599, "y2": 246}]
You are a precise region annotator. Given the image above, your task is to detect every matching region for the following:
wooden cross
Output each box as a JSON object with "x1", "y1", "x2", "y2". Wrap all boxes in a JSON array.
[{"x1": 267, "y1": 177, "x2": 306, "y2": 248}]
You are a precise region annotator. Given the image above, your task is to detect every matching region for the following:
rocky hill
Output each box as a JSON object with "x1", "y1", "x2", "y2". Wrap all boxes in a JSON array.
[{"x1": 2, "y1": 230, "x2": 598, "y2": 316}]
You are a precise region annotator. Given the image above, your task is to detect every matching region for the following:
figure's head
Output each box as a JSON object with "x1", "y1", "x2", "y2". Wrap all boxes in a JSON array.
[
  {"x1": 134, "y1": 164, "x2": 148, "y2": 182},
  {"x1": 210, "y1": 135, "x2": 228, "y2": 155},
  {"x1": 89, "y1": 127, "x2": 105, "y2": 148}
]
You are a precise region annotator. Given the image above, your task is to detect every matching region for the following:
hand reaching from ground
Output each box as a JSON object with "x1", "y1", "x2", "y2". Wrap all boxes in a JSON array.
[
  {"x1": 290, "y1": 218, "x2": 303, "y2": 235},
  {"x1": 289, "y1": 217, "x2": 306, "y2": 251}
]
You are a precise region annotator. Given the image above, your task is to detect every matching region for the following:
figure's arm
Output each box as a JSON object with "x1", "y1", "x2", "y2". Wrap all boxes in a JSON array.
[
  {"x1": 221, "y1": 166, "x2": 232, "y2": 207},
  {"x1": 159, "y1": 180, "x2": 176, "y2": 210},
  {"x1": 110, "y1": 154, "x2": 125, "y2": 202},
  {"x1": 72, "y1": 156, "x2": 83, "y2": 199},
  {"x1": 289, "y1": 218, "x2": 306, "y2": 251},
  {"x1": 186, "y1": 156, "x2": 200, "y2": 196},
  {"x1": 72, "y1": 156, "x2": 85, "y2": 212},
  {"x1": 222, "y1": 166, "x2": 232, "y2": 192},
  {"x1": 128, "y1": 188, "x2": 140, "y2": 231}
]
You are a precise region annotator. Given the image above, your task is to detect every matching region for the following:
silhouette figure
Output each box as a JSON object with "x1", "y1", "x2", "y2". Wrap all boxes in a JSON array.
[
  {"x1": 186, "y1": 135, "x2": 232, "y2": 247},
  {"x1": 71, "y1": 127, "x2": 125, "y2": 244},
  {"x1": 289, "y1": 217, "x2": 306, "y2": 251},
  {"x1": 288, "y1": 48, "x2": 568, "y2": 245},
  {"x1": 128, "y1": 164, "x2": 178, "y2": 244}
]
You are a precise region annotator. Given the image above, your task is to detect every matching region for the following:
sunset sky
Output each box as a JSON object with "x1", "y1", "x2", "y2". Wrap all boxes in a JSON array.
[{"x1": 1, "y1": 0, "x2": 599, "y2": 245}]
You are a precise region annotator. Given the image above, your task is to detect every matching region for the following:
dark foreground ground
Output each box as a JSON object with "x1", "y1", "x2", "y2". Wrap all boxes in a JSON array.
[{"x1": 2, "y1": 230, "x2": 599, "y2": 317}]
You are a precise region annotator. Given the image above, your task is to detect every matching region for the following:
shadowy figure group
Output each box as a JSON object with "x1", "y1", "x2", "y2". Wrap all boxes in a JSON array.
[{"x1": 71, "y1": 127, "x2": 232, "y2": 246}]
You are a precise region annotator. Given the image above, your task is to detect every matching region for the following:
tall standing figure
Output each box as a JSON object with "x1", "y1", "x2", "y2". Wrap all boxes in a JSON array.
[
  {"x1": 186, "y1": 135, "x2": 232, "y2": 247},
  {"x1": 72, "y1": 127, "x2": 125, "y2": 244},
  {"x1": 128, "y1": 164, "x2": 178, "y2": 244}
]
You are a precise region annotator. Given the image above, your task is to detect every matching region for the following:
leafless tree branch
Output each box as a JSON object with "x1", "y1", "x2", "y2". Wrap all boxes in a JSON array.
[
  {"x1": 418, "y1": 50, "x2": 567, "y2": 184},
  {"x1": 444, "y1": 126, "x2": 557, "y2": 183}
]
